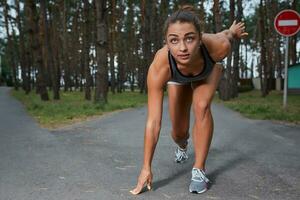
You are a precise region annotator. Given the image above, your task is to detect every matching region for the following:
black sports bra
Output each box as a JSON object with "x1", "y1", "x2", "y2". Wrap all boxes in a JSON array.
[{"x1": 168, "y1": 44, "x2": 216, "y2": 83}]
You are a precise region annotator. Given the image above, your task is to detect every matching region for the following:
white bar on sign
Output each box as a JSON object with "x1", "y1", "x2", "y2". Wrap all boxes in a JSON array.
[{"x1": 278, "y1": 20, "x2": 298, "y2": 26}]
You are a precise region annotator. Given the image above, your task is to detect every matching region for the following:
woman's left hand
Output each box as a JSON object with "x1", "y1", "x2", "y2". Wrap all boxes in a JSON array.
[{"x1": 229, "y1": 20, "x2": 248, "y2": 39}]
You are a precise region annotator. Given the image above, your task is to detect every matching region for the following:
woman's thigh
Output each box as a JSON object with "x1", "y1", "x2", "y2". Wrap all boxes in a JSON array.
[
  {"x1": 192, "y1": 65, "x2": 223, "y2": 110},
  {"x1": 167, "y1": 83, "x2": 193, "y2": 132}
]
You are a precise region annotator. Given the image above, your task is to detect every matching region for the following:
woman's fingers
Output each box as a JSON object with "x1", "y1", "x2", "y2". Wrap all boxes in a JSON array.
[
  {"x1": 130, "y1": 179, "x2": 152, "y2": 195},
  {"x1": 130, "y1": 183, "x2": 143, "y2": 195},
  {"x1": 147, "y1": 181, "x2": 152, "y2": 190},
  {"x1": 130, "y1": 169, "x2": 152, "y2": 195},
  {"x1": 241, "y1": 32, "x2": 249, "y2": 37},
  {"x1": 233, "y1": 21, "x2": 248, "y2": 38},
  {"x1": 147, "y1": 175, "x2": 153, "y2": 190}
]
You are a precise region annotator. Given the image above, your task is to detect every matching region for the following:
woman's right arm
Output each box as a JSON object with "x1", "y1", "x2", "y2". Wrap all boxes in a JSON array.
[
  {"x1": 130, "y1": 49, "x2": 169, "y2": 195},
  {"x1": 143, "y1": 64, "x2": 164, "y2": 172}
]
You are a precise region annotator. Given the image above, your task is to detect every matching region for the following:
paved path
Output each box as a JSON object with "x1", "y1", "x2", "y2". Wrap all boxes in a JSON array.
[{"x1": 0, "y1": 86, "x2": 299, "y2": 200}]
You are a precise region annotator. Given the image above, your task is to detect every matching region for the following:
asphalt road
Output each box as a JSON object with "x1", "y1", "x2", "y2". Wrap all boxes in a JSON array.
[{"x1": 0, "y1": 86, "x2": 299, "y2": 200}]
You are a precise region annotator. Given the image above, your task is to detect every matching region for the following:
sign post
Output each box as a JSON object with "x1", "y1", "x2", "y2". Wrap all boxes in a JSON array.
[
  {"x1": 274, "y1": 9, "x2": 300, "y2": 109},
  {"x1": 283, "y1": 37, "x2": 289, "y2": 109}
]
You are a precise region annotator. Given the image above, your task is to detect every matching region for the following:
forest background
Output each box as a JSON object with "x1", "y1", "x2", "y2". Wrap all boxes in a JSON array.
[{"x1": 0, "y1": 0, "x2": 299, "y2": 104}]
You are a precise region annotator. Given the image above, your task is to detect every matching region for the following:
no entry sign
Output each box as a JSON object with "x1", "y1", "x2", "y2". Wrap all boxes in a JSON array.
[
  {"x1": 274, "y1": 10, "x2": 300, "y2": 108},
  {"x1": 274, "y1": 9, "x2": 300, "y2": 37}
]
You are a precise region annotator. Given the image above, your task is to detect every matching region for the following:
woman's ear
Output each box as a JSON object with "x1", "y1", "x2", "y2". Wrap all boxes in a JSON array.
[
  {"x1": 199, "y1": 32, "x2": 203, "y2": 40},
  {"x1": 198, "y1": 32, "x2": 203, "y2": 45},
  {"x1": 199, "y1": 39, "x2": 202, "y2": 46}
]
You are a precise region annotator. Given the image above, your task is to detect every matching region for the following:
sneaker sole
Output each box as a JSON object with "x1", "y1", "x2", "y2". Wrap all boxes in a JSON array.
[
  {"x1": 175, "y1": 159, "x2": 188, "y2": 163},
  {"x1": 189, "y1": 188, "x2": 207, "y2": 194}
]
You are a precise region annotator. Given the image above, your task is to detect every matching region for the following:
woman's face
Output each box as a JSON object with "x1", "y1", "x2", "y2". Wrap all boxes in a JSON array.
[{"x1": 166, "y1": 21, "x2": 200, "y2": 65}]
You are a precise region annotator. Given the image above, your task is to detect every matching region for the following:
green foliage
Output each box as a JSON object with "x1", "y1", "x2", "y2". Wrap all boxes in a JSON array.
[
  {"x1": 11, "y1": 90, "x2": 148, "y2": 128},
  {"x1": 217, "y1": 90, "x2": 300, "y2": 124}
]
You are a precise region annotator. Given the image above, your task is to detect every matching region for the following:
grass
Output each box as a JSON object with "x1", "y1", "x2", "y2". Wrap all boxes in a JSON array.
[
  {"x1": 215, "y1": 90, "x2": 300, "y2": 124},
  {"x1": 11, "y1": 89, "x2": 147, "y2": 128},
  {"x1": 12, "y1": 89, "x2": 300, "y2": 128}
]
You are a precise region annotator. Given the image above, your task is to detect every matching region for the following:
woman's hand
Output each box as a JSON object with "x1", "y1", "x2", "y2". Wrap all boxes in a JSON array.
[
  {"x1": 229, "y1": 20, "x2": 248, "y2": 39},
  {"x1": 130, "y1": 168, "x2": 153, "y2": 195}
]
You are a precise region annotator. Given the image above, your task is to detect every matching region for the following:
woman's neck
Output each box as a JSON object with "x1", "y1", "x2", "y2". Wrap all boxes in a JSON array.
[{"x1": 177, "y1": 47, "x2": 204, "y2": 76}]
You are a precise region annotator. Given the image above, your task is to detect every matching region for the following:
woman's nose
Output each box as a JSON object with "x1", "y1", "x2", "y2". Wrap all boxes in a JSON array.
[{"x1": 179, "y1": 41, "x2": 187, "y2": 52}]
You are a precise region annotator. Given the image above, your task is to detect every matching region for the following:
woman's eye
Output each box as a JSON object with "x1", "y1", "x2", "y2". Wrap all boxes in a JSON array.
[
  {"x1": 170, "y1": 38, "x2": 178, "y2": 44},
  {"x1": 186, "y1": 37, "x2": 194, "y2": 42}
]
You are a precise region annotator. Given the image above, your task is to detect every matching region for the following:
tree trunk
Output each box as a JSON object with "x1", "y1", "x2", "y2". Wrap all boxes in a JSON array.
[
  {"x1": 109, "y1": 0, "x2": 116, "y2": 94},
  {"x1": 94, "y1": 0, "x2": 109, "y2": 103},
  {"x1": 160, "y1": 0, "x2": 169, "y2": 45},
  {"x1": 49, "y1": 3, "x2": 62, "y2": 97},
  {"x1": 259, "y1": 0, "x2": 268, "y2": 97},
  {"x1": 25, "y1": 0, "x2": 49, "y2": 100},
  {"x1": 40, "y1": 0, "x2": 60, "y2": 99},
  {"x1": 213, "y1": 0, "x2": 222, "y2": 32},
  {"x1": 15, "y1": 0, "x2": 30, "y2": 93},
  {"x1": 116, "y1": 1, "x2": 125, "y2": 93},
  {"x1": 151, "y1": 1, "x2": 160, "y2": 53},
  {"x1": 290, "y1": 0, "x2": 297, "y2": 65},
  {"x1": 140, "y1": 0, "x2": 152, "y2": 94},
  {"x1": 217, "y1": 0, "x2": 231, "y2": 101},
  {"x1": 231, "y1": 0, "x2": 243, "y2": 98},
  {"x1": 69, "y1": 4, "x2": 80, "y2": 91},
  {"x1": 83, "y1": 0, "x2": 92, "y2": 100},
  {"x1": 59, "y1": 0, "x2": 72, "y2": 91},
  {"x1": 265, "y1": 0, "x2": 275, "y2": 91},
  {"x1": 3, "y1": 1, "x2": 18, "y2": 90}
]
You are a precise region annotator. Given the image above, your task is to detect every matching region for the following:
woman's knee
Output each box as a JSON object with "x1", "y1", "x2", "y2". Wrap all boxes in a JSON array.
[{"x1": 193, "y1": 100, "x2": 211, "y2": 120}]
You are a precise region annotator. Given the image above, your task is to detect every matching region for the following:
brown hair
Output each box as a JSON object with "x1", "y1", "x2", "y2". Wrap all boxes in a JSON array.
[{"x1": 163, "y1": 5, "x2": 201, "y2": 37}]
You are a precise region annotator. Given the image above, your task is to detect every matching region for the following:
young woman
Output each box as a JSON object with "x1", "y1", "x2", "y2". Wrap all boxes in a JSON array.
[{"x1": 130, "y1": 6, "x2": 248, "y2": 195}]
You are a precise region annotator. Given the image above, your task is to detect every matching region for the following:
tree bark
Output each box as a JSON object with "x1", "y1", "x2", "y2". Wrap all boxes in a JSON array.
[
  {"x1": 40, "y1": 0, "x2": 60, "y2": 99},
  {"x1": 94, "y1": 0, "x2": 109, "y2": 103},
  {"x1": 290, "y1": 0, "x2": 297, "y2": 65},
  {"x1": 25, "y1": 0, "x2": 49, "y2": 100},
  {"x1": 160, "y1": 0, "x2": 169, "y2": 45},
  {"x1": 199, "y1": 0, "x2": 206, "y2": 32},
  {"x1": 69, "y1": 3, "x2": 80, "y2": 91},
  {"x1": 231, "y1": 0, "x2": 243, "y2": 98},
  {"x1": 49, "y1": 2, "x2": 62, "y2": 97},
  {"x1": 3, "y1": 1, "x2": 18, "y2": 90},
  {"x1": 216, "y1": 0, "x2": 230, "y2": 101},
  {"x1": 59, "y1": 0, "x2": 72, "y2": 91},
  {"x1": 259, "y1": 0, "x2": 269, "y2": 97},
  {"x1": 109, "y1": 0, "x2": 116, "y2": 94},
  {"x1": 212, "y1": 0, "x2": 222, "y2": 32},
  {"x1": 140, "y1": 0, "x2": 152, "y2": 94},
  {"x1": 15, "y1": 0, "x2": 31, "y2": 93},
  {"x1": 115, "y1": 1, "x2": 125, "y2": 93},
  {"x1": 83, "y1": 0, "x2": 92, "y2": 100}
]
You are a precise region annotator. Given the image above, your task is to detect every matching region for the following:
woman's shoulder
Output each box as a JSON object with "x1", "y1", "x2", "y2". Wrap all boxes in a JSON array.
[
  {"x1": 147, "y1": 45, "x2": 171, "y2": 86},
  {"x1": 153, "y1": 45, "x2": 169, "y2": 66},
  {"x1": 201, "y1": 33, "x2": 231, "y2": 62},
  {"x1": 150, "y1": 45, "x2": 170, "y2": 73}
]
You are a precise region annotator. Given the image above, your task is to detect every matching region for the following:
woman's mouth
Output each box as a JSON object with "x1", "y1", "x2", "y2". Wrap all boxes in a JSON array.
[{"x1": 177, "y1": 54, "x2": 190, "y2": 60}]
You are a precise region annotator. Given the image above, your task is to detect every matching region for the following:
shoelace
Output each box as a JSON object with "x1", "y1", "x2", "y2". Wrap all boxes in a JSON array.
[
  {"x1": 192, "y1": 168, "x2": 210, "y2": 183},
  {"x1": 175, "y1": 147, "x2": 187, "y2": 160}
]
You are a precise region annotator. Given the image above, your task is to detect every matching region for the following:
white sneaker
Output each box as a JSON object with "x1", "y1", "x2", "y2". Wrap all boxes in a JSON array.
[
  {"x1": 189, "y1": 168, "x2": 210, "y2": 194},
  {"x1": 174, "y1": 145, "x2": 188, "y2": 163}
]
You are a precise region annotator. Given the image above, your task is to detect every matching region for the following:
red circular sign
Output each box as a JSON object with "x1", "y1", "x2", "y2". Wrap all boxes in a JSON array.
[{"x1": 274, "y1": 9, "x2": 300, "y2": 37}]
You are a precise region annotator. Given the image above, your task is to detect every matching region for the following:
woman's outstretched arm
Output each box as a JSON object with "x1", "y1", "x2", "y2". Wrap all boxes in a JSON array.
[{"x1": 202, "y1": 20, "x2": 248, "y2": 61}]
